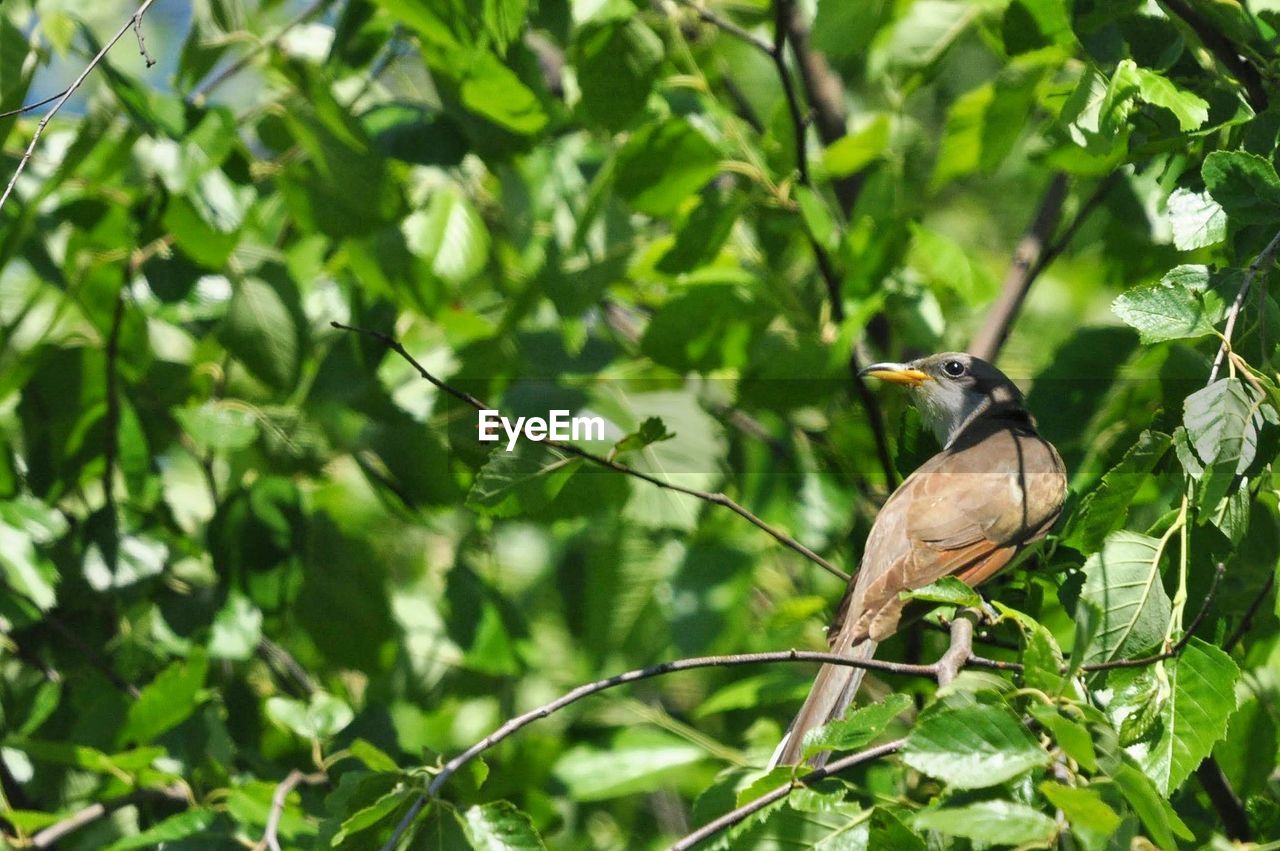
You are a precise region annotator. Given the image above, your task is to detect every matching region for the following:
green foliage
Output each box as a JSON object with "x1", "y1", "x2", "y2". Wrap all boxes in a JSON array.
[{"x1": 2, "y1": 0, "x2": 1280, "y2": 848}]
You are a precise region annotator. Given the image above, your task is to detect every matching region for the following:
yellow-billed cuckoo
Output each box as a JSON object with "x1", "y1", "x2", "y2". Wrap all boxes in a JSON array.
[{"x1": 771, "y1": 353, "x2": 1066, "y2": 768}]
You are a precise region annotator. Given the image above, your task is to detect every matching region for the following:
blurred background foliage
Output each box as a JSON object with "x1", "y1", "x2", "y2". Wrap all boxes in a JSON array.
[{"x1": 2, "y1": 0, "x2": 1280, "y2": 847}]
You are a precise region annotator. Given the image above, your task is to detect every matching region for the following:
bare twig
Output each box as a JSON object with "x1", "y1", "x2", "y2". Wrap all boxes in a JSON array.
[
  {"x1": 257, "y1": 770, "x2": 326, "y2": 851},
  {"x1": 132, "y1": 10, "x2": 156, "y2": 67},
  {"x1": 0, "y1": 88, "x2": 72, "y2": 120},
  {"x1": 188, "y1": 0, "x2": 332, "y2": 105},
  {"x1": 30, "y1": 786, "x2": 187, "y2": 848},
  {"x1": 103, "y1": 281, "x2": 127, "y2": 530},
  {"x1": 330, "y1": 321, "x2": 849, "y2": 582},
  {"x1": 0, "y1": 0, "x2": 160, "y2": 216},
  {"x1": 1209, "y1": 226, "x2": 1280, "y2": 382},
  {"x1": 671, "y1": 0, "x2": 773, "y2": 56},
  {"x1": 1224, "y1": 572, "x2": 1273, "y2": 652},
  {"x1": 934, "y1": 609, "x2": 978, "y2": 686},
  {"x1": 1196, "y1": 758, "x2": 1252, "y2": 840},
  {"x1": 969, "y1": 174, "x2": 1070, "y2": 361},
  {"x1": 770, "y1": 1, "x2": 810, "y2": 187},
  {"x1": 669, "y1": 738, "x2": 907, "y2": 850}
]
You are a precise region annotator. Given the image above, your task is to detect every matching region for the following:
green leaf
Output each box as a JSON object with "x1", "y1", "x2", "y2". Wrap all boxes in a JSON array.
[
  {"x1": 1183, "y1": 377, "x2": 1271, "y2": 473},
  {"x1": 1039, "y1": 781, "x2": 1122, "y2": 844},
  {"x1": 902, "y1": 700, "x2": 1049, "y2": 788},
  {"x1": 932, "y1": 62, "x2": 1044, "y2": 187},
  {"x1": 795, "y1": 186, "x2": 839, "y2": 251},
  {"x1": 801, "y1": 694, "x2": 913, "y2": 758},
  {"x1": 1124, "y1": 61, "x2": 1209, "y2": 131},
  {"x1": 612, "y1": 416, "x2": 675, "y2": 457},
  {"x1": 1167, "y1": 188, "x2": 1227, "y2": 250},
  {"x1": 899, "y1": 576, "x2": 982, "y2": 608},
  {"x1": 695, "y1": 671, "x2": 810, "y2": 717},
  {"x1": 403, "y1": 185, "x2": 491, "y2": 284},
  {"x1": 1111, "y1": 265, "x2": 1225, "y2": 344},
  {"x1": 466, "y1": 443, "x2": 582, "y2": 517},
  {"x1": 1126, "y1": 639, "x2": 1240, "y2": 793},
  {"x1": 572, "y1": 15, "x2": 662, "y2": 131},
  {"x1": 0, "y1": 521, "x2": 57, "y2": 611},
  {"x1": 458, "y1": 801, "x2": 547, "y2": 850},
  {"x1": 117, "y1": 650, "x2": 209, "y2": 746},
  {"x1": 913, "y1": 800, "x2": 1055, "y2": 845},
  {"x1": 552, "y1": 729, "x2": 706, "y2": 801},
  {"x1": 614, "y1": 118, "x2": 721, "y2": 217},
  {"x1": 333, "y1": 787, "x2": 412, "y2": 843},
  {"x1": 265, "y1": 691, "x2": 355, "y2": 740},
  {"x1": 456, "y1": 46, "x2": 548, "y2": 135},
  {"x1": 1065, "y1": 430, "x2": 1172, "y2": 553},
  {"x1": 1028, "y1": 704, "x2": 1097, "y2": 772},
  {"x1": 349, "y1": 739, "x2": 402, "y2": 773},
  {"x1": 822, "y1": 113, "x2": 892, "y2": 178},
  {"x1": 103, "y1": 809, "x2": 217, "y2": 850},
  {"x1": 208, "y1": 592, "x2": 264, "y2": 661},
  {"x1": 1203, "y1": 150, "x2": 1280, "y2": 225},
  {"x1": 174, "y1": 402, "x2": 259, "y2": 453},
  {"x1": 1110, "y1": 762, "x2": 1194, "y2": 848},
  {"x1": 876, "y1": 1, "x2": 977, "y2": 71},
  {"x1": 1077, "y1": 531, "x2": 1172, "y2": 666},
  {"x1": 219, "y1": 276, "x2": 305, "y2": 391}
]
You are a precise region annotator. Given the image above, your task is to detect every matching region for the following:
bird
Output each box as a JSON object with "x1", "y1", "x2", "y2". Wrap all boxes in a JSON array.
[{"x1": 769, "y1": 352, "x2": 1066, "y2": 768}]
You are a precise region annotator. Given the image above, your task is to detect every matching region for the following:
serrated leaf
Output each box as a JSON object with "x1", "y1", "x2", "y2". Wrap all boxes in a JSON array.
[
  {"x1": 902, "y1": 701, "x2": 1049, "y2": 788},
  {"x1": 1203, "y1": 150, "x2": 1280, "y2": 225},
  {"x1": 913, "y1": 800, "x2": 1055, "y2": 845},
  {"x1": 1167, "y1": 188, "x2": 1226, "y2": 250},
  {"x1": 1128, "y1": 639, "x2": 1240, "y2": 794},
  {"x1": 1183, "y1": 377, "x2": 1270, "y2": 473},
  {"x1": 458, "y1": 801, "x2": 546, "y2": 850},
  {"x1": 1125, "y1": 62, "x2": 1209, "y2": 131},
  {"x1": 1112, "y1": 266, "x2": 1224, "y2": 344},
  {"x1": 1077, "y1": 531, "x2": 1171, "y2": 666},
  {"x1": 466, "y1": 443, "x2": 581, "y2": 518},
  {"x1": 1028, "y1": 704, "x2": 1096, "y2": 772},
  {"x1": 801, "y1": 694, "x2": 913, "y2": 758}
]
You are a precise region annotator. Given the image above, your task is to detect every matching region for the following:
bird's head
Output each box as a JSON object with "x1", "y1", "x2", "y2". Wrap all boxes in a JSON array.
[{"x1": 859, "y1": 353, "x2": 1026, "y2": 448}]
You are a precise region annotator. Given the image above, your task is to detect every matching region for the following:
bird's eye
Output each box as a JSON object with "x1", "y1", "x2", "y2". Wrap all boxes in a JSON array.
[{"x1": 941, "y1": 359, "x2": 966, "y2": 378}]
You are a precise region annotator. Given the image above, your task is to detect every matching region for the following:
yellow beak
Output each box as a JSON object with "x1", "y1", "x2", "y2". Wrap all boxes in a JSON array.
[{"x1": 859, "y1": 363, "x2": 931, "y2": 386}]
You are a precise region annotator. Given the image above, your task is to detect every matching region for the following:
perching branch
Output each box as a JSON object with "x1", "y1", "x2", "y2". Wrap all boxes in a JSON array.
[
  {"x1": 331, "y1": 321, "x2": 849, "y2": 582},
  {"x1": 383, "y1": 623, "x2": 984, "y2": 851},
  {"x1": 256, "y1": 770, "x2": 327, "y2": 851},
  {"x1": 0, "y1": 0, "x2": 159, "y2": 217},
  {"x1": 669, "y1": 739, "x2": 907, "y2": 850}
]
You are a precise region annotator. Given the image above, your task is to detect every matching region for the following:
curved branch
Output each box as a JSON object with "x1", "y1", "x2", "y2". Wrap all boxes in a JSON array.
[
  {"x1": 331, "y1": 321, "x2": 850, "y2": 583},
  {"x1": 256, "y1": 770, "x2": 326, "y2": 851},
  {"x1": 669, "y1": 738, "x2": 907, "y2": 850},
  {"x1": 1209, "y1": 226, "x2": 1280, "y2": 382}
]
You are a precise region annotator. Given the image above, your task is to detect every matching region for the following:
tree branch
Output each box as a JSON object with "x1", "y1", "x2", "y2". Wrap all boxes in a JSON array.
[
  {"x1": 0, "y1": 0, "x2": 160, "y2": 217},
  {"x1": 969, "y1": 172, "x2": 1119, "y2": 361},
  {"x1": 671, "y1": 0, "x2": 773, "y2": 56},
  {"x1": 30, "y1": 786, "x2": 187, "y2": 848},
  {"x1": 256, "y1": 770, "x2": 326, "y2": 851},
  {"x1": 934, "y1": 609, "x2": 978, "y2": 686},
  {"x1": 669, "y1": 738, "x2": 907, "y2": 850},
  {"x1": 331, "y1": 321, "x2": 850, "y2": 582}
]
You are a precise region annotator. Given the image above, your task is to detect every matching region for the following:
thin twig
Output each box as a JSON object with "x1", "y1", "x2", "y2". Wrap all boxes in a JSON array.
[
  {"x1": 132, "y1": 10, "x2": 156, "y2": 67},
  {"x1": 1196, "y1": 758, "x2": 1252, "y2": 840},
  {"x1": 30, "y1": 786, "x2": 187, "y2": 848},
  {"x1": 669, "y1": 738, "x2": 907, "y2": 850},
  {"x1": 671, "y1": 0, "x2": 773, "y2": 56},
  {"x1": 188, "y1": 0, "x2": 332, "y2": 104},
  {"x1": 330, "y1": 321, "x2": 849, "y2": 582},
  {"x1": 0, "y1": 88, "x2": 72, "y2": 120},
  {"x1": 103, "y1": 281, "x2": 127, "y2": 530},
  {"x1": 1209, "y1": 226, "x2": 1280, "y2": 382},
  {"x1": 257, "y1": 770, "x2": 326, "y2": 851},
  {"x1": 0, "y1": 0, "x2": 160, "y2": 217},
  {"x1": 1224, "y1": 572, "x2": 1273, "y2": 652},
  {"x1": 770, "y1": 0, "x2": 809, "y2": 186}
]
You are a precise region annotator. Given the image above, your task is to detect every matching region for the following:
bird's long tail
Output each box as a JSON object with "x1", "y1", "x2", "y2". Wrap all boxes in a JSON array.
[{"x1": 767, "y1": 638, "x2": 879, "y2": 768}]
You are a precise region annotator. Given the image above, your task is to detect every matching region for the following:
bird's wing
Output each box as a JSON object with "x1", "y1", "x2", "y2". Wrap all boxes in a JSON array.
[{"x1": 848, "y1": 423, "x2": 1065, "y2": 642}]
